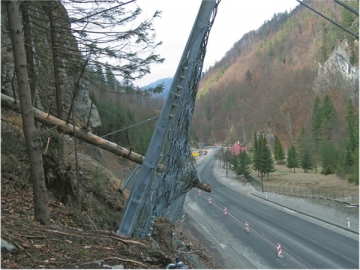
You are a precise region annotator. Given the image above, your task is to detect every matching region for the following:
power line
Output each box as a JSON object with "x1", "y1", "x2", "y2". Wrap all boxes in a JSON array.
[
  {"x1": 296, "y1": 0, "x2": 359, "y2": 39},
  {"x1": 101, "y1": 115, "x2": 159, "y2": 138}
]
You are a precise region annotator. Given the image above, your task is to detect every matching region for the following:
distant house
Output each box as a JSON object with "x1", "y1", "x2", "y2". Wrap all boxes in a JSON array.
[{"x1": 229, "y1": 141, "x2": 248, "y2": 155}]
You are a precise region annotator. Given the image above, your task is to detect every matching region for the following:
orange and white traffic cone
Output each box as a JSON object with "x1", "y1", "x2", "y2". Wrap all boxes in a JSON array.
[
  {"x1": 276, "y1": 243, "x2": 284, "y2": 258},
  {"x1": 208, "y1": 197, "x2": 212, "y2": 205},
  {"x1": 198, "y1": 190, "x2": 201, "y2": 196},
  {"x1": 245, "y1": 221, "x2": 249, "y2": 233},
  {"x1": 224, "y1": 207, "x2": 228, "y2": 216}
]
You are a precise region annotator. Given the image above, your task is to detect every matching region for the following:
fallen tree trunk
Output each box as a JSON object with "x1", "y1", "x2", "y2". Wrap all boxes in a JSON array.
[{"x1": 2, "y1": 93, "x2": 211, "y2": 193}]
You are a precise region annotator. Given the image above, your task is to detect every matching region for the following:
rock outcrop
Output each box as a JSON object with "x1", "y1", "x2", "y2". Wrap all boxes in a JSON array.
[
  {"x1": 312, "y1": 40, "x2": 359, "y2": 100},
  {"x1": 1, "y1": 1, "x2": 101, "y2": 129}
]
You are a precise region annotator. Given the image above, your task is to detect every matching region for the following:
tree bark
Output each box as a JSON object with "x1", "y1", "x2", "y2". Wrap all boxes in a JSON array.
[
  {"x1": 6, "y1": 1, "x2": 50, "y2": 225},
  {"x1": 2, "y1": 93, "x2": 212, "y2": 193},
  {"x1": 20, "y1": 1, "x2": 37, "y2": 106},
  {"x1": 45, "y1": 1, "x2": 63, "y2": 119}
]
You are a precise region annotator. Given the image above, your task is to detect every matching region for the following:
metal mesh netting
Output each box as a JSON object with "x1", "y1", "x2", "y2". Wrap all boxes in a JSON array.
[{"x1": 134, "y1": 0, "x2": 221, "y2": 238}]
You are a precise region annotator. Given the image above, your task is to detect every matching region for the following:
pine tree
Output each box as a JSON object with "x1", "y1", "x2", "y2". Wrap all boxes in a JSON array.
[
  {"x1": 255, "y1": 134, "x2": 276, "y2": 189},
  {"x1": 321, "y1": 95, "x2": 337, "y2": 141},
  {"x1": 345, "y1": 99, "x2": 359, "y2": 176},
  {"x1": 105, "y1": 63, "x2": 117, "y2": 90},
  {"x1": 252, "y1": 132, "x2": 260, "y2": 175},
  {"x1": 264, "y1": 145, "x2": 276, "y2": 180},
  {"x1": 312, "y1": 96, "x2": 322, "y2": 145},
  {"x1": 235, "y1": 150, "x2": 252, "y2": 179},
  {"x1": 287, "y1": 144, "x2": 298, "y2": 173},
  {"x1": 300, "y1": 146, "x2": 313, "y2": 173},
  {"x1": 274, "y1": 135, "x2": 285, "y2": 164},
  {"x1": 245, "y1": 69, "x2": 253, "y2": 85}
]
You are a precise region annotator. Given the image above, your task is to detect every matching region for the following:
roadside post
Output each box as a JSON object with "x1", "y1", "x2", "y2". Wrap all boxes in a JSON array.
[
  {"x1": 276, "y1": 243, "x2": 284, "y2": 258},
  {"x1": 180, "y1": 215, "x2": 185, "y2": 233}
]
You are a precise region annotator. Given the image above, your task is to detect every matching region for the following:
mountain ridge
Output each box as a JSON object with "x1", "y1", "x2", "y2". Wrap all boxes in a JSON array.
[
  {"x1": 191, "y1": 1, "x2": 358, "y2": 147},
  {"x1": 141, "y1": 77, "x2": 173, "y2": 99}
]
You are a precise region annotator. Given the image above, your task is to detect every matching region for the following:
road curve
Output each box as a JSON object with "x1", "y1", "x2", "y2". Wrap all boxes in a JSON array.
[{"x1": 184, "y1": 149, "x2": 359, "y2": 269}]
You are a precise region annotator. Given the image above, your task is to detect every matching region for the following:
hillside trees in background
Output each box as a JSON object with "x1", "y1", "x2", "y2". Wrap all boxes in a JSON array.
[
  {"x1": 193, "y1": 0, "x2": 358, "y2": 148},
  {"x1": 93, "y1": 94, "x2": 158, "y2": 155},
  {"x1": 6, "y1": 1, "x2": 50, "y2": 225}
]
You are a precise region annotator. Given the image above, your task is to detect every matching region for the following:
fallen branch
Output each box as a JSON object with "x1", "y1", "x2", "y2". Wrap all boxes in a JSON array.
[
  {"x1": 44, "y1": 229, "x2": 146, "y2": 246},
  {"x1": 104, "y1": 256, "x2": 148, "y2": 268},
  {"x1": 1, "y1": 93, "x2": 211, "y2": 193}
]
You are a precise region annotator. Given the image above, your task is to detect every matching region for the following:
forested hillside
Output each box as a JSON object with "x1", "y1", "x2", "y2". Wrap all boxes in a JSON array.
[
  {"x1": 191, "y1": 0, "x2": 358, "y2": 183},
  {"x1": 193, "y1": 1, "x2": 358, "y2": 147}
]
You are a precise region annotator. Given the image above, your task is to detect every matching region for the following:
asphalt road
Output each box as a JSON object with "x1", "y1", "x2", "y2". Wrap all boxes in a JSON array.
[{"x1": 184, "y1": 149, "x2": 359, "y2": 269}]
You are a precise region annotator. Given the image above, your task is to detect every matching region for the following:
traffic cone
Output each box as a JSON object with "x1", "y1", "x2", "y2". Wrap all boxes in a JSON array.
[
  {"x1": 208, "y1": 197, "x2": 212, "y2": 205},
  {"x1": 224, "y1": 207, "x2": 228, "y2": 216},
  {"x1": 276, "y1": 243, "x2": 284, "y2": 258},
  {"x1": 245, "y1": 221, "x2": 249, "y2": 233}
]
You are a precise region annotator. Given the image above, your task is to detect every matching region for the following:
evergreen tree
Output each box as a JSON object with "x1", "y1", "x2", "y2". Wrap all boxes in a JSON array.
[
  {"x1": 287, "y1": 144, "x2": 298, "y2": 173},
  {"x1": 300, "y1": 146, "x2": 313, "y2": 173},
  {"x1": 312, "y1": 96, "x2": 322, "y2": 144},
  {"x1": 95, "y1": 63, "x2": 106, "y2": 85},
  {"x1": 345, "y1": 99, "x2": 358, "y2": 153},
  {"x1": 297, "y1": 128, "x2": 314, "y2": 173},
  {"x1": 321, "y1": 95, "x2": 337, "y2": 141},
  {"x1": 252, "y1": 132, "x2": 260, "y2": 175},
  {"x1": 105, "y1": 63, "x2": 117, "y2": 90},
  {"x1": 245, "y1": 69, "x2": 253, "y2": 85},
  {"x1": 235, "y1": 150, "x2": 252, "y2": 179},
  {"x1": 255, "y1": 134, "x2": 276, "y2": 189},
  {"x1": 263, "y1": 145, "x2": 276, "y2": 180},
  {"x1": 274, "y1": 135, "x2": 285, "y2": 164},
  {"x1": 345, "y1": 99, "x2": 359, "y2": 177},
  {"x1": 319, "y1": 141, "x2": 341, "y2": 175}
]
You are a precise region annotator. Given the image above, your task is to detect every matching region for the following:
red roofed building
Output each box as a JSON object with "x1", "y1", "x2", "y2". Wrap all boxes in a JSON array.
[{"x1": 229, "y1": 141, "x2": 248, "y2": 155}]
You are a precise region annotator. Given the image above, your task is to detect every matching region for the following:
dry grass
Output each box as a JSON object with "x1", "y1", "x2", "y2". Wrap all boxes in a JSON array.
[{"x1": 252, "y1": 164, "x2": 359, "y2": 203}]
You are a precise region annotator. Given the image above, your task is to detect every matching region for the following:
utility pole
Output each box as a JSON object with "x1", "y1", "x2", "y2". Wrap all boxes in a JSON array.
[{"x1": 225, "y1": 148, "x2": 228, "y2": 178}]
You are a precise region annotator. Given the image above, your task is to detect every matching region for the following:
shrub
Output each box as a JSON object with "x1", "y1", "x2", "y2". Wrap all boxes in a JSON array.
[{"x1": 321, "y1": 165, "x2": 334, "y2": 175}]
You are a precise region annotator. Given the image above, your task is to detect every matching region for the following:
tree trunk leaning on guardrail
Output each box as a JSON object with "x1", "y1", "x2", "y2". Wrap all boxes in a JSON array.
[{"x1": 1, "y1": 93, "x2": 211, "y2": 193}]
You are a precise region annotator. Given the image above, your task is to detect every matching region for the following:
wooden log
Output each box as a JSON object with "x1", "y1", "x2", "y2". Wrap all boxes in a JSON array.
[{"x1": 2, "y1": 93, "x2": 211, "y2": 193}]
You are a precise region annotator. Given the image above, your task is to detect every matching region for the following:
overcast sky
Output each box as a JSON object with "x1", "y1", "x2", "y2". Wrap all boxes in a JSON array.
[{"x1": 134, "y1": 0, "x2": 300, "y2": 87}]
